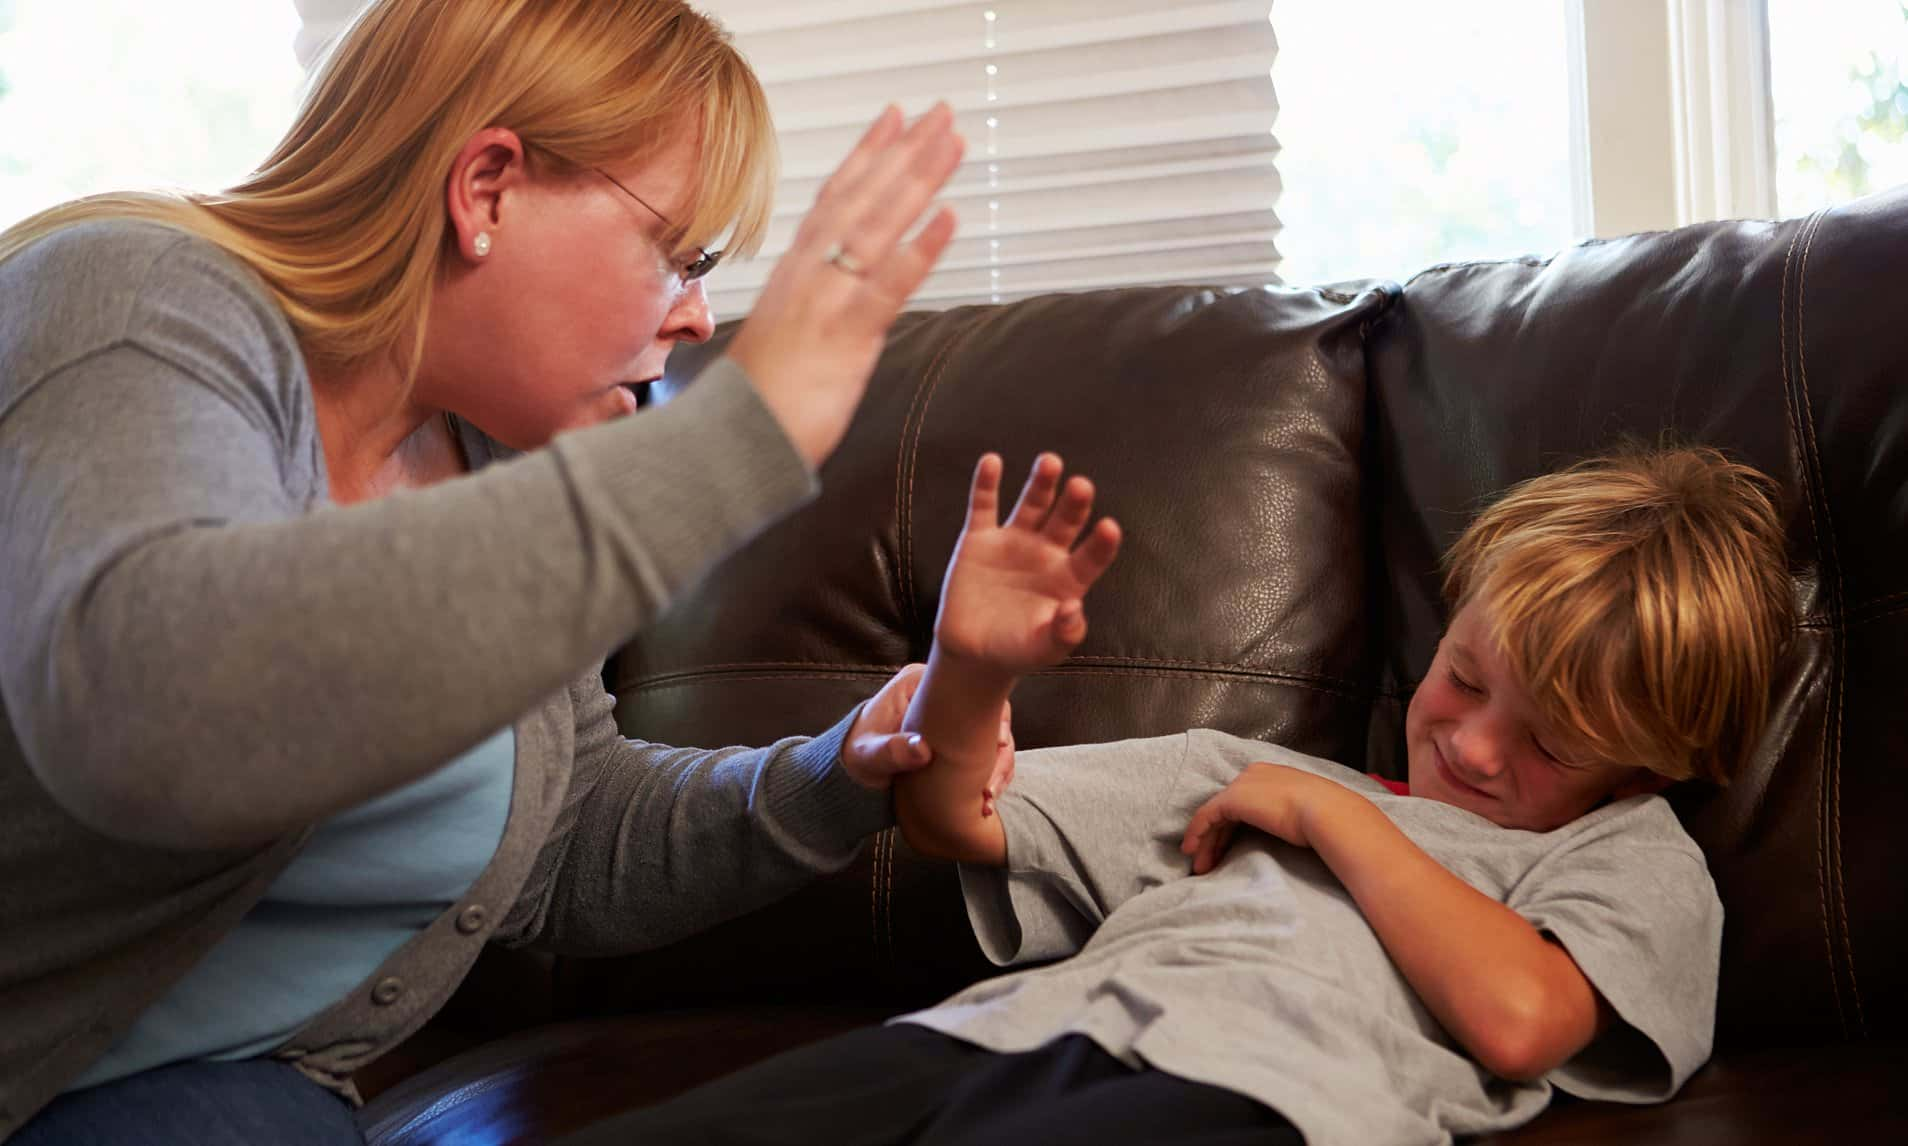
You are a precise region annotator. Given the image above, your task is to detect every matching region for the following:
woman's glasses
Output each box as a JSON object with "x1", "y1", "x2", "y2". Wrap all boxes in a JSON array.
[{"x1": 592, "y1": 167, "x2": 723, "y2": 284}]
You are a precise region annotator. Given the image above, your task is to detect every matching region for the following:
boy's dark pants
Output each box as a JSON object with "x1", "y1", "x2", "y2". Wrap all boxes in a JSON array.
[{"x1": 555, "y1": 1023, "x2": 1302, "y2": 1146}]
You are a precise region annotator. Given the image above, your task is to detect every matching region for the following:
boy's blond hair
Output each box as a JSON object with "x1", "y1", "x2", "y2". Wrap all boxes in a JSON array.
[{"x1": 1442, "y1": 445, "x2": 1792, "y2": 785}]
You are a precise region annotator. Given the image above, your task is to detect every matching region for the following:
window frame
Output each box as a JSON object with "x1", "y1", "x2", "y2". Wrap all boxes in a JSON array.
[{"x1": 1575, "y1": 0, "x2": 1778, "y2": 235}]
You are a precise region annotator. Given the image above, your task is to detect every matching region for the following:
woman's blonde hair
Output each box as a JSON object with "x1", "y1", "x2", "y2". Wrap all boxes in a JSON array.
[
  {"x1": 1442, "y1": 444, "x2": 1793, "y2": 786},
  {"x1": 0, "y1": 0, "x2": 775, "y2": 377}
]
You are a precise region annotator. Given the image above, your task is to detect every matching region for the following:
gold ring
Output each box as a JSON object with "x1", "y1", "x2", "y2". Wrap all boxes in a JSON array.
[{"x1": 823, "y1": 242, "x2": 866, "y2": 276}]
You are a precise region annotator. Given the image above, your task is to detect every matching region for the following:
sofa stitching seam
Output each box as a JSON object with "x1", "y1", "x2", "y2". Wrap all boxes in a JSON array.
[
  {"x1": 1782, "y1": 211, "x2": 1849, "y2": 1039},
  {"x1": 869, "y1": 828, "x2": 882, "y2": 959},
  {"x1": 1068, "y1": 652, "x2": 1366, "y2": 686},
  {"x1": 619, "y1": 664, "x2": 1370, "y2": 700},
  {"x1": 897, "y1": 328, "x2": 969, "y2": 637},
  {"x1": 621, "y1": 657, "x2": 1363, "y2": 691},
  {"x1": 1794, "y1": 211, "x2": 1864, "y2": 1034},
  {"x1": 1853, "y1": 586, "x2": 1908, "y2": 610},
  {"x1": 883, "y1": 827, "x2": 896, "y2": 962},
  {"x1": 898, "y1": 316, "x2": 994, "y2": 647},
  {"x1": 1843, "y1": 599, "x2": 1908, "y2": 626}
]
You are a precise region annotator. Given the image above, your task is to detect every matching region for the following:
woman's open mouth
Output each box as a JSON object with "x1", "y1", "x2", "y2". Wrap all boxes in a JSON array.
[{"x1": 612, "y1": 378, "x2": 662, "y2": 413}]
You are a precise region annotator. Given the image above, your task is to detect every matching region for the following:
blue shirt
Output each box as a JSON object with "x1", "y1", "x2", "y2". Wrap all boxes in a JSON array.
[{"x1": 70, "y1": 729, "x2": 515, "y2": 1090}]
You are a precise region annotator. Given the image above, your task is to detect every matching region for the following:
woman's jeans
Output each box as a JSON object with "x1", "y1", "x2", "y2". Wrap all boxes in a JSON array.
[{"x1": 12, "y1": 1059, "x2": 363, "y2": 1145}]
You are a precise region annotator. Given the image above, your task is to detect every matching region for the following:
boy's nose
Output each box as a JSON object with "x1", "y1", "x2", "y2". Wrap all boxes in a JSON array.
[{"x1": 1449, "y1": 725, "x2": 1507, "y2": 780}]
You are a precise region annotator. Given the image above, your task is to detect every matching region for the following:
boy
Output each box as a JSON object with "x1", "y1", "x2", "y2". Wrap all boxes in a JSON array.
[{"x1": 566, "y1": 444, "x2": 1791, "y2": 1146}]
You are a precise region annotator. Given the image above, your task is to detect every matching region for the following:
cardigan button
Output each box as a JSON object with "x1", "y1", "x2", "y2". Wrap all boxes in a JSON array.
[
  {"x1": 371, "y1": 977, "x2": 405, "y2": 1006},
  {"x1": 455, "y1": 905, "x2": 488, "y2": 935}
]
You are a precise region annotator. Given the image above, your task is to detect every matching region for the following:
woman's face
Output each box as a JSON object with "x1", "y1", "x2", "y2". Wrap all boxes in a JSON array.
[{"x1": 423, "y1": 123, "x2": 718, "y2": 451}]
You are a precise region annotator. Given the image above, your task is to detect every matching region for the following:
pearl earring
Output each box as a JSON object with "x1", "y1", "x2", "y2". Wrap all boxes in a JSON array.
[{"x1": 473, "y1": 232, "x2": 492, "y2": 257}]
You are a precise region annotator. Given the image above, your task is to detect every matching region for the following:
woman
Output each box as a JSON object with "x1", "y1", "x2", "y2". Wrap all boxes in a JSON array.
[{"x1": 0, "y1": 1, "x2": 996, "y2": 1141}]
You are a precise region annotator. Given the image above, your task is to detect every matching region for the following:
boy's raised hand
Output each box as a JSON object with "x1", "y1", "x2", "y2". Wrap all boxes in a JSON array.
[{"x1": 935, "y1": 453, "x2": 1123, "y2": 678}]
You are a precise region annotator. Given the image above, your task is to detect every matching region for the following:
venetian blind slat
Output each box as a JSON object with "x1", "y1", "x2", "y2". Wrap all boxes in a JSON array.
[{"x1": 698, "y1": 0, "x2": 1282, "y2": 316}]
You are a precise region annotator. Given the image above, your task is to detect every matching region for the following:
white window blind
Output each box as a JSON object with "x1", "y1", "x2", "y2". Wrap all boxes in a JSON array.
[{"x1": 696, "y1": 0, "x2": 1281, "y2": 314}]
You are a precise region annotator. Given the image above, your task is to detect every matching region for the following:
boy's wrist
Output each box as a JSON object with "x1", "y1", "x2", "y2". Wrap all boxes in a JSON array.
[
  {"x1": 924, "y1": 641, "x2": 1021, "y2": 697},
  {"x1": 902, "y1": 644, "x2": 1017, "y2": 768},
  {"x1": 1301, "y1": 780, "x2": 1385, "y2": 854}
]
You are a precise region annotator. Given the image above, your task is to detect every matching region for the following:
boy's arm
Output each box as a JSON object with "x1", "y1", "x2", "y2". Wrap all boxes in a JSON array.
[
  {"x1": 896, "y1": 453, "x2": 1121, "y2": 866},
  {"x1": 894, "y1": 646, "x2": 1015, "y2": 864},
  {"x1": 1181, "y1": 764, "x2": 1606, "y2": 1081}
]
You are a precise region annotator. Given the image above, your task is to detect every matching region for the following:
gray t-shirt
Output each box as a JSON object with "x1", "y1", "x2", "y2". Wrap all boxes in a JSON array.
[{"x1": 894, "y1": 729, "x2": 1721, "y2": 1146}]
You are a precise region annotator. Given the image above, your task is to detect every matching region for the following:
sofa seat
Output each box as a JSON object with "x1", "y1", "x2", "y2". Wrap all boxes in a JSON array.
[{"x1": 360, "y1": 1019, "x2": 1908, "y2": 1146}]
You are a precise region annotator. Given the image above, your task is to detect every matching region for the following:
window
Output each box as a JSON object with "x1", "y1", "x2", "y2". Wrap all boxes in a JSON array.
[
  {"x1": 13, "y1": 2, "x2": 1866, "y2": 298},
  {"x1": 1767, "y1": 0, "x2": 1908, "y2": 215},
  {"x1": 0, "y1": 0, "x2": 305, "y2": 230},
  {"x1": 1585, "y1": 0, "x2": 1908, "y2": 231},
  {"x1": 701, "y1": 0, "x2": 1587, "y2": 303},
  {"x1": 1271, "y1": 0, "x2": 1583, "y2": 284}
]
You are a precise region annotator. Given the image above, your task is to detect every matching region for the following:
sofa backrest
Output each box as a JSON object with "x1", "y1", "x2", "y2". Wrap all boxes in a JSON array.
[
  {"x1": 586, "y1": 285, "x2": 1388, "y2": 1008},
  {"x1": 580, "y1": 191, "x2": 1907, "y2": 1054}
]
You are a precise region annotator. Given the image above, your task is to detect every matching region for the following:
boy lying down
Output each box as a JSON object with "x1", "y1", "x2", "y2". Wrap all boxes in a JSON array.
[{"x1": 563, "y1": 443, "x2": 1791, "y2": 1146}]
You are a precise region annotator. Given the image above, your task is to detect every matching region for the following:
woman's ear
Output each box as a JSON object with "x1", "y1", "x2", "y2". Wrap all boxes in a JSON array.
[{"x1": 446, "y1": 127, "x2": 528, "y2": 263}]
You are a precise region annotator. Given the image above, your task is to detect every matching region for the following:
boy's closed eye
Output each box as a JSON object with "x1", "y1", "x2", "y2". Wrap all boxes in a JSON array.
[
  {"x1": 1447, "y1": 664, "x2": 1592, "y2": 771},
  {"x1": 1535, "y1": 740, "x2": 1593, "y2": 771},
  {"x1": 1448, "y1": 666, "x2": 1483, "y2": 696}
]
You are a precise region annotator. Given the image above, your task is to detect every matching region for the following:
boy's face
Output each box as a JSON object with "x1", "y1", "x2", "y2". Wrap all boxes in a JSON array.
[{"x1": 1405, "y1": 599, "x2": 1666, "y2": 831}]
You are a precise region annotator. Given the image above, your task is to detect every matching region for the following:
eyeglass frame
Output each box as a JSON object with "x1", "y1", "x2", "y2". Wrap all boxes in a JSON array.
[
  {"x1": 525, "y1": 142, "x2": 723, "y2": 285},
  {"x1": 593, "y1": 167, "x2": 723, "y2": 284}
]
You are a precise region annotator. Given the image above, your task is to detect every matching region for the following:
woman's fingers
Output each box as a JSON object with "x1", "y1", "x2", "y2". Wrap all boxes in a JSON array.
[
  {"x1": 812, "y1": 104, "x2": 904, "y2": 210},
  {"x1": 851, "y1": 122, "x2": 966, "y2": 264},
  {"x1": 727, "y1": 108, "x2": 964, "y2": 471},
  {"x1": 802, "y1": 103, "x2": 960, "y2": 270},
  {"x1": 891, "y1": 661, "x2": 927, "y2": 710},
  {"x1": 841, "y1": 730, "x2": 931, "y2": 789},
  {"x1": 865, "y1": 204, "x2": 957, "y2": 304},
  {"x1": 982, "y1": 703, "x2": 1015, "y2": 818},
  {"x1": 828, "y1": 104, "x2": 958, "y2": 250}
]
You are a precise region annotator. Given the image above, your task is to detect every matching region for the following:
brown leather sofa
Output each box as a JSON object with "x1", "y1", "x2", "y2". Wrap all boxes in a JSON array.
[{"x1": 357, "y1": 189, "x2": 1908, "y2": 1144}]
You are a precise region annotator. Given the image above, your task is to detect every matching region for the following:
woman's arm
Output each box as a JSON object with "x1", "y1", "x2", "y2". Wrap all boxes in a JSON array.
[
  {"x1": 494, "y1": 671, "x2": 890, "y2": 954},
  {"x1": 3, "y1": 315, "x2": 811, "y2": 850}
]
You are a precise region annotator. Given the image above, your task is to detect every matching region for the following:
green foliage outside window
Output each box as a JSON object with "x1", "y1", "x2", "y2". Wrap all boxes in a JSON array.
[{"x1": 1773, "y1": 0, "x2": 1908, "y2": 212}]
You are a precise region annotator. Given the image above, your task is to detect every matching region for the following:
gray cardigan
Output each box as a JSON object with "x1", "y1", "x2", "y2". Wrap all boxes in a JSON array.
[{"x1": 0, "y1": 221, "x2": 890, "y2": 1138}]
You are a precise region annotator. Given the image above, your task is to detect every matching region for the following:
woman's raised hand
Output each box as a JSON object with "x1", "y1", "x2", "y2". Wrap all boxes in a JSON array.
[
  {"x1": 934, "y1": 453, "x2": 1123, "y2": 680},
  {"x1": 728, "y1": 103, "x2": 964, "y2": 468}
]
